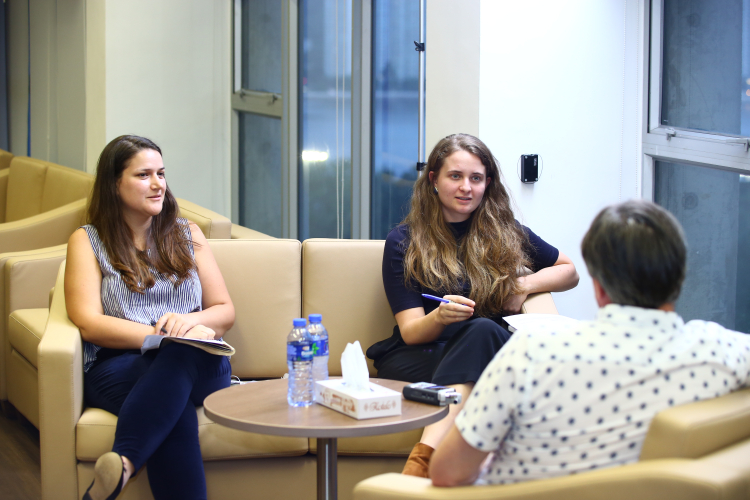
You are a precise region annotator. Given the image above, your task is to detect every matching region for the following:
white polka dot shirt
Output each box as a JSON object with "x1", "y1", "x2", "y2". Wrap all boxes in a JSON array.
[{"x1": 455, "y1": 304, "x2": 750, "y2": 485}]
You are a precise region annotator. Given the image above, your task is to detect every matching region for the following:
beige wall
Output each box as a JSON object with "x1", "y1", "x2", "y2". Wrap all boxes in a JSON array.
[
  {"x1": 425, "y1": 0, "x2": 480, "y2": 151},
  {"x1": 7, "y1": 0, "x2": 87, "y2": 169},
  {"x1": 7, "y1": 0, "x2": 233, "y2": 216},
  {"x1": 103, "y1": 0, "x2": 232, "y2": 215}
]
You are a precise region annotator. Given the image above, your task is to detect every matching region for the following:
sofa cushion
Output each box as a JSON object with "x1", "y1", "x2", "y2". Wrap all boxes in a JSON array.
[
  {"x1": 302, "y1": 239, "x2": 396, "y2": 376},
  {"x1": 5, "y1": 157, "x2": 93, "y2": 223},
  {"x1": 209, "y1": 239, "x2": 302, "y2": 379},
  {"x1": 40, "y1": 164, "x2": 93, "y2": 213},
  {"x1": 0, "y1": 148, "x2": 12, "y2": 170},
  {"x1": 6, "y1": 158, "x2": 47, "y2": 222},
  {"x1": 76, "y1": 406, "x2": 309, "y2": 462},
  {"x1": 8, "y1": 308, "x2": 48, "y2": 368}
]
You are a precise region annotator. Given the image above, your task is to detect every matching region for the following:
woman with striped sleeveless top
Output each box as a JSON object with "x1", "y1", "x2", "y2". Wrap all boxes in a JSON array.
[{"x1": 65, "y1": 135, "x2": 234, "y2": 500}]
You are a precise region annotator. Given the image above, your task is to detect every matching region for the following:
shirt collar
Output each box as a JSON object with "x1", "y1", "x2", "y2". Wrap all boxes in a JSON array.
[{"x1": 596, "y1": 303, "x2": 684, "y2": 332}]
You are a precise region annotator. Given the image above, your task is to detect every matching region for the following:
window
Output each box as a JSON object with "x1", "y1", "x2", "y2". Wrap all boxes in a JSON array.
[
  {"x1": 645, "y1": 0, "x2": 750, "y2": 331},
  {"x1": 370, "y1": 0, "x2": 420, "y2": 240},
  {"x1": 298, "y1": 0, "x2": 353, "y2": 240},
  {"x1": 233, "y1": 0, "x2": 285, "y2": 237},
  {"x1": 297, "y1": 0, "x2": 421, "y2": 240},
  {"x1": 233, "y1": 0, "x2": 421, "y2": 240}
]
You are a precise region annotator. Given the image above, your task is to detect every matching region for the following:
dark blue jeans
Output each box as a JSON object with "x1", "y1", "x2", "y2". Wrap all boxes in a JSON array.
[{"x1": 84, "y1": 343, "x2": 231, "y2": 500}]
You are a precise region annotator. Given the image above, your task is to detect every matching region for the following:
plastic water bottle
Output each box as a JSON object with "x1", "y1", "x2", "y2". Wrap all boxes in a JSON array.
[
  {"x1": 287, "y1": 318, "x2": 313, "y2": 407},
  {"x1": 308, "y1": 314, "x2": 329, "y2": 382}
]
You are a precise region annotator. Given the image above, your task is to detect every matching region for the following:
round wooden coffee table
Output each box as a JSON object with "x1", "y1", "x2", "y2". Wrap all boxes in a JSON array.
[{"x1": 203, "y1": 378, "x2": 448, "y2": 500}]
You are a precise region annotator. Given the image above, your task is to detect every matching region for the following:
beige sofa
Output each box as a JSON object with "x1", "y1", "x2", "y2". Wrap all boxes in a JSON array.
[
  {"x1": 1, "y1": 198, "x2": 264, "y2": 426},
  {"x1": 37, "y1": 237, "x2": 558, "y2": 500},
  {"x1": 355, "y1": 388, "x2": 750, "y2": 500},
  {"x1": 0, "y1": 156, "x2": 94, "y2": 254}
]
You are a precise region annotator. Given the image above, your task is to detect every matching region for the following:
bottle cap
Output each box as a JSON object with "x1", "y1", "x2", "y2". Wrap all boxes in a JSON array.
[
  {"x1": 308, "y1": 314, "x2": 322, "y2": 323},
  {"x1": 293, "y1": 318, "x2": 307, "y2": 328}
]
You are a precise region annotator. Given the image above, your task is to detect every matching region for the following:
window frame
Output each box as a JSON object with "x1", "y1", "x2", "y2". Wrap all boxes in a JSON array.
[
  {"x1": 231, "y1": 0, "x2": 298, "y2": 238},
  {"x1": 642, "y1": 0, "x2": 750, "y2": 202}
]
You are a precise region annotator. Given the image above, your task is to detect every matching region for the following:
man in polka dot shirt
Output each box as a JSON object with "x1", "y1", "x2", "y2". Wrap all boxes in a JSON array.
[{"x1": 430, "y1": 200, "x2": 750, "y2": 486}]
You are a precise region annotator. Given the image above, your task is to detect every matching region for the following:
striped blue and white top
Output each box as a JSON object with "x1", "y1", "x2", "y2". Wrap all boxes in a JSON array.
[{"x1": 81, "y1": 219, "x2": 202, "y2": 372}]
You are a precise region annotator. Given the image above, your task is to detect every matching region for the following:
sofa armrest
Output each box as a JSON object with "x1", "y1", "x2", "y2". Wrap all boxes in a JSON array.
[
  {"x1": 0, "y1": 244, "x2": 68, "y2": 401},
  {"x1": 5, "y1": 245, "x2": 68, "y2": 314},
  {"x1": 38, "y1": 261, "x2": 84, "y2": 500},
  {"x1": 521, "y1": 292, "x2": 559, "y2": 315},
  {"x1": 0, "y1": 198, "x2": 86, "y2": 254},
  {"x1": 354, "y1": 458, "x2": 746, "y2": 500},
  {"x1": 0, "y1": 168, "x2": 8, "y2": 223},
  {"x1": 231, "y1": 223, "x2": 276, "y2": 239}
]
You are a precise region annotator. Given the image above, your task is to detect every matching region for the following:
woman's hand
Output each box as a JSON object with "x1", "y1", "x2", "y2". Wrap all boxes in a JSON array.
[
  {"x1": 502, "y1": 277, "x2": 529, "y2": 315},
  {"x1": 154, "y1": 312, "x2": 200, "y2": 338},
  {"x1": 435, "y1": 295, "x2": 475, "y2": 325},
  {"x1": 183, "y1": 325, "x2": 216, "y2": 340}
]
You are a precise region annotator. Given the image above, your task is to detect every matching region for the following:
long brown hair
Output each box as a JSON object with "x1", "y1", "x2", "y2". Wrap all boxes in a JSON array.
[
  {"x1": 403, "y1": 133, "x2": 529, "y2": 317},
  {"x1": 87, "y1": 135, "x2": 196, "y2": 294}
]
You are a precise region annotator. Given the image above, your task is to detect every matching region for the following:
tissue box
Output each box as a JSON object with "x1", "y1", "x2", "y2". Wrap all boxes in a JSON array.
[{"x1": 314, "y1": 379, "x2": 402, "y2": 420}]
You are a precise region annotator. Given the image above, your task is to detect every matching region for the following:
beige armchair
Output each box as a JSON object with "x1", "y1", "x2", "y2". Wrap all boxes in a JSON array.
[
  {"x1": 0, "y1": 157, "x2": 94, "y2": 254},
  {"x1": 2, "y1": 198, "x2": 258, "y2": 425},
  {"x1": 354, "y1": 388, "x2": 750, "y2": 500}
]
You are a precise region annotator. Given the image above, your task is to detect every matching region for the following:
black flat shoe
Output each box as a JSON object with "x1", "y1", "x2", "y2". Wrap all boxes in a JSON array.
[{"x1": 82, "y1": 452, "x2": 125, "y2": 500}]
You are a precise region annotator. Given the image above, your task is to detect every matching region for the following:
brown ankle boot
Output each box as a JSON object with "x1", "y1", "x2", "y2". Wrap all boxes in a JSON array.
[{"x1": 402, "y1": 443, "x2": 435, "y2": 478}]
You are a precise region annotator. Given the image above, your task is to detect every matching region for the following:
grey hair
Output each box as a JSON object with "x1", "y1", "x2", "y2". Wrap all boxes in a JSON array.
[{"x1": 581, "y1": 200, "x2": 687, "y2": 309}]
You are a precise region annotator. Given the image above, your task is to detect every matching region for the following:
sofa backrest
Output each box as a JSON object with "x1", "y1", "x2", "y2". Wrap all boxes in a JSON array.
[
  {"x1": 208, "y1": 239, "x2": 302, "y2": 379},
  {"x1": 5, "y1": 157, "x2": 93, "y2": 223},
  {"x1": 177, "y1": 198, "x2": 232, "y2": 239},
  {"x1": 641, "y1": 386, "x2": 750, "y2": 460},
  {"x1": 0, "y1": 148, "x2": 13, "y2": 170},
  {"x1": 302, "y1": 239, "x2": 396, "y2": 377}
]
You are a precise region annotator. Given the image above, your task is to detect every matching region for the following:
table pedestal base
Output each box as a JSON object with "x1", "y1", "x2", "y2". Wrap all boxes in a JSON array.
[{"x1": 316, "y1": 437, "x2": 338, "y2": 500}]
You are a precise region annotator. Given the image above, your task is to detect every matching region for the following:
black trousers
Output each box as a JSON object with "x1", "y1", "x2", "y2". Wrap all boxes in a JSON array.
[{"x1": 369, "y1": 317, "x2": 512, "y2": 386}]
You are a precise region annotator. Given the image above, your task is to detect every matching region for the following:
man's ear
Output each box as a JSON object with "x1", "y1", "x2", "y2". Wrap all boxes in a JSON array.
[{"x1": 592, "y1": 279, "x2": 611, "y2": 308}]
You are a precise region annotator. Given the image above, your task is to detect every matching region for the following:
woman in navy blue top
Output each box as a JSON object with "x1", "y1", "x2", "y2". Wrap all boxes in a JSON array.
[{"x1": 367, "y1": 134, "x2": 579, "y2": 477}]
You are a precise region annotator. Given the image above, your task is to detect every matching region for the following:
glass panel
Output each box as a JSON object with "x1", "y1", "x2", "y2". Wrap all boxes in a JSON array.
[
  {"x1": 660, "y1": 0, "x2": 750, "y2": 135},
  {"x1": 238, "y1": 112, "x2": 283, "y2": 237},
  {"x1": 370, "y1": 0, "x2": 419, "y2": 240},
  {"x1": 298, "y1": 0, "x2": 352, "y2": 240},
  {"x1": 654, "y1": 161, "x2": 750, "y2": 333},
  {"x1": 241, "y1": 0, "x2": 282, "y2": 94}
]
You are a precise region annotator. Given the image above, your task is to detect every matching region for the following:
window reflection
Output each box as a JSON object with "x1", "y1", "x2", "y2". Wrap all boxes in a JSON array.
[
  {"x1": 299, "y1": 0, "x2": 352, "y2": 240},
  {"x1": 655, "y1": 161, "x2": 750, "y2": 332},
  {"x1": 370, "y1": 0, "x2": 419, "y2": 240},
  {"x1": 661, "y1": 0, "x2": 750, "y2": 136}
]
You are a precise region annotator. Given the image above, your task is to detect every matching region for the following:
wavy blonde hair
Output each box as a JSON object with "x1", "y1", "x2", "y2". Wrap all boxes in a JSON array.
[{"x1": 402, "y1": 134, "x2": 529, "y2": 317}]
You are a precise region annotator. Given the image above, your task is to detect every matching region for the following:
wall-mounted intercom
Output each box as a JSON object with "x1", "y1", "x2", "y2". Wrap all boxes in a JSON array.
[{"x1": 521, "y1": 154, "x2": 539, "y2": 183}]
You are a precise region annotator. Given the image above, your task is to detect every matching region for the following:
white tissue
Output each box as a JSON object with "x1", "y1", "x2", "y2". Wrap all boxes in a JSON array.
[{"x1": 341, "y1": 341, "x2": 370, "y2": 391}]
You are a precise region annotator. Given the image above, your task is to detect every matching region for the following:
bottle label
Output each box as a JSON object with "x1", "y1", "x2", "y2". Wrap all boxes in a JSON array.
[
  {"x1": 312, "y1": 339, "x2": 329, "y2": 357},
  {"x1": 287, "y1": 343, "x2": 313, "y2": 362}
]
